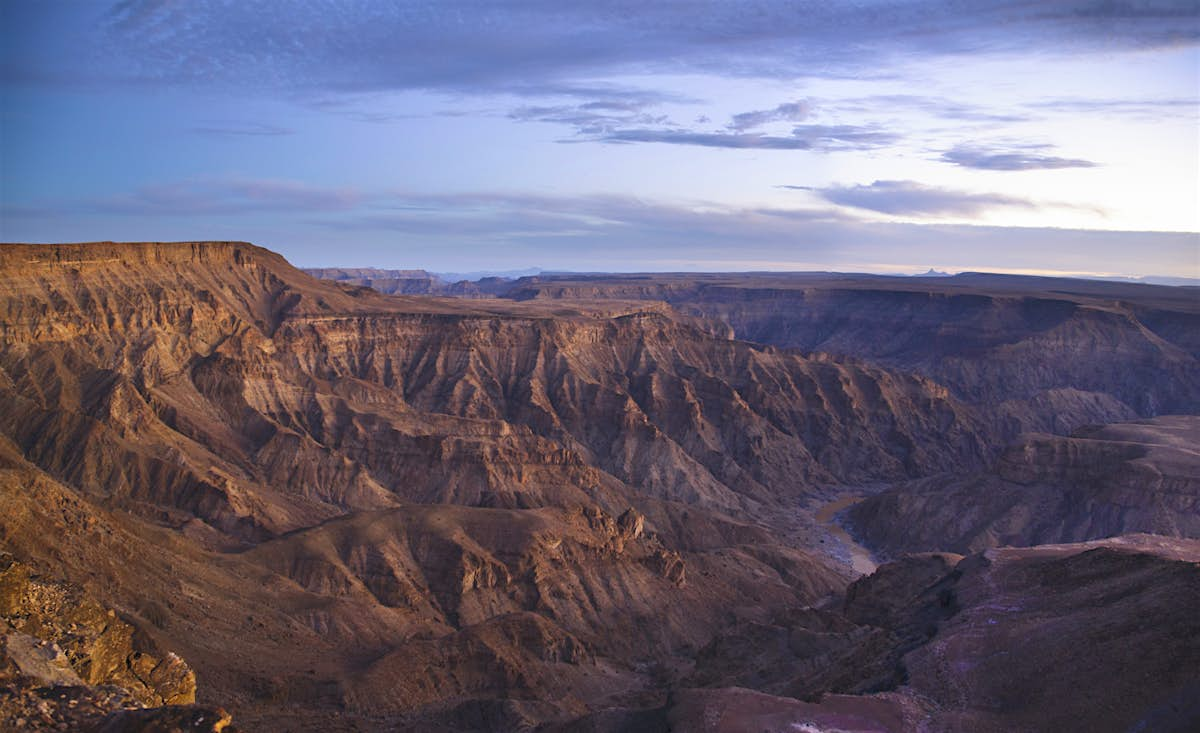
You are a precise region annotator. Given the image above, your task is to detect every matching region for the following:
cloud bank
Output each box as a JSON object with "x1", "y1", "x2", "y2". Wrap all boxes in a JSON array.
[
  {"x1": 811, "y1": 180, "x2": 1039, "y2": 217},
  {"x1": 6, "y1": 2, "x2": 1197, "y2": 95},
  {"x1": 729, "y1": 101, "x2": 811, "y2": 131},
  {"x1": 941, "y1": 145, "x2": 1098, "y2": 171},
  {"x1": 580, "y1": 124, "x2": 897, "y2": 151},
  {"x1": 7, "y1": 178, "x2": 1189, "y2": 277}
]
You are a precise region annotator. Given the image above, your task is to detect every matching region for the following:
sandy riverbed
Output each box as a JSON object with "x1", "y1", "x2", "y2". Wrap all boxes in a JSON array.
[{"x1": 814, "y1": 495, "x2": 878, "y2": 576}]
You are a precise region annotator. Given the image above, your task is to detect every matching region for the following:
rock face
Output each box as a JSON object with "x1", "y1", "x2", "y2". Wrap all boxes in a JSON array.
[
  {"x1": 1, "y1": 242, "x2": 1196, "y2": 731},
  {"x1": 501, "y1": 272, "x2": 1200, "y2": 436},
  {"x1": 849, "y1": 416, "x2": 1200, "y2": 556}
]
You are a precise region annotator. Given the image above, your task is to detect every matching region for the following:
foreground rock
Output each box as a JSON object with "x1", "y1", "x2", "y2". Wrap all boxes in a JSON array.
[
  {"x1": 0, "y1": 553, "x2": 195, "y2": 707},
  {"x1": 0, "y1": 553, "x2": 237, "y2": 731}
]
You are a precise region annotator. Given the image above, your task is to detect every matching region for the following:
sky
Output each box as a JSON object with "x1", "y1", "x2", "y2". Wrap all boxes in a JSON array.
[{"x1": 2, "y1": 1, "x2": 1198, "y2": 279}]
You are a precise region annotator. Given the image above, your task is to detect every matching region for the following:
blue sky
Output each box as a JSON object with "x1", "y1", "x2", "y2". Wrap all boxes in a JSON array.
[{"x1": 2, "y1": 1, "x2": 1198, "y2": 278}]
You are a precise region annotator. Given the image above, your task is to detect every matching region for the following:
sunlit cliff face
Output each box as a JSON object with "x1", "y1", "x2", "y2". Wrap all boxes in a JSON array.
[{"x1": 2, "y1": 2, "x2": 1198, "y2": 276}]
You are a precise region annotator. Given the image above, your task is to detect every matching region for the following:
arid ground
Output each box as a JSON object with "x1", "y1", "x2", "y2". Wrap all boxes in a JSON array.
[{"x1": 1, "y1": 242, "x2": 1197, "y2": 732}]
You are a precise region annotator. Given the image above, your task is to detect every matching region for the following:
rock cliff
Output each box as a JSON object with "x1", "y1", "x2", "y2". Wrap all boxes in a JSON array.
[{"x1": 503, "y1": 272, "x2": 1200, "y2": 436}]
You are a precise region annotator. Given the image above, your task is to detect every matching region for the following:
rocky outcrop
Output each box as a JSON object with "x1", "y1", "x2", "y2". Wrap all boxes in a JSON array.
[
  {"x1": 896, "y1": 537, "x2": 1200, "y2": 733},
  {"x1": 0, "y1": 553, "x2": 195, "y2": 706},
  {"x1": 94, "y1": 706, "x2": 238, "y2": 732},
  {"x1": 0, "y1": 552, "x2": 239, "y2": 731},
  {"x1": 245, "y1": 501, "x2": 839, "y2": 688},
  {"x1": 0, "y1": 679, "x2": 238, "y2": 733},
  {"x1": 682, "y1": 552, "x2": 962, "y2": 703},
  {"x1": 849, "y1": 416, "x2": 1200, "y2": 556}
]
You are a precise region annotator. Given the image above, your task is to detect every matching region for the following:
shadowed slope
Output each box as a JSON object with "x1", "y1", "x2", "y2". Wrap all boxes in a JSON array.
[
  {"x1": 849, "y1": 415, "x2": 1200, "y2": 556},
  {"x1": 667, "y1": 536, "x2": 1200, "y2": 733}
]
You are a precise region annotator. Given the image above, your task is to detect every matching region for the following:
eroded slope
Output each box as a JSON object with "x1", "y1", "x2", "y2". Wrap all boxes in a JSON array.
[
  {"x1": 500, "y1": 272, "x2": 1200, "y2": 435},
  {"x1": 849, "y1": 415, "x2": 1200, "y2": 556},
  {"x1": 0, "y1": 242, "x2": 999, "y2": 729}
]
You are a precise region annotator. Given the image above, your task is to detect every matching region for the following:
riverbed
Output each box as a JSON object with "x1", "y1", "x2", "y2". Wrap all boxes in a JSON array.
[{"x1": 814, "y1": 494, "x2": 878, "y2": 577}]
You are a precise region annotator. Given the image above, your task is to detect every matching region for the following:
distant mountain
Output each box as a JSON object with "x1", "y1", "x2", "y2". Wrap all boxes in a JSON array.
[
  {"x1": 303, "y1": 266, "x2": 444, "y2": 294},
  {"x1": 305, "y1": 267, "x2": 438, "y2": 280},
  {"x1": 434, "y1": 266, "x2": 544, "y2": 281},
  {"x1": 1128, "y1": 275, "x2": 1200, "y2": 286},
  {"x1": 304, "y1": 266, "x2": 516, "y2": 297}
]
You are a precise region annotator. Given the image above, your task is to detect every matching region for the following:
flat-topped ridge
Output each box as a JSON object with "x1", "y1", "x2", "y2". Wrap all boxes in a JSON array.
[{"x1": 0, "y1": 241, "x2": 287, "y2": 270}]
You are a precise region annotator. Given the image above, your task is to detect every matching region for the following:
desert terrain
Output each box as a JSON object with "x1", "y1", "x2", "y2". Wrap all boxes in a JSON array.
[{"x1": 1, "y1": 242, "x2": 1197, "y2": 732}]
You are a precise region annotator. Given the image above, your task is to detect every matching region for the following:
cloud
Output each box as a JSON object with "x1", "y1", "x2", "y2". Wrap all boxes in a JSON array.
[
  {"x1": 599, "y1": 129, "x2": 813, "y2": 149},
  {"x1": 499, "y1": 84, "x2": 697, "y2": 105},
  {"x1": 87, "y1": 178, "x2": 363, "y2": 215},
  {"x1": 1028, "y1": 97, "x2": 1199, "y2": 119},
  {"x1": 5, "y1": 182, "x2": 1191, "y2": 277},
  {"x1": 729, "y1": 101, "x2": 811, "y2": 131},
  {"x1": 291, "y1": 192, "x2": 1195, "y2": 278},
  {"x1": 509, "y1": 100, "x2": 669, "y2": 135},
  {"x1": 828, "y1": 95, "x2": 1029, "y2": 124},
  {"x1": 941, "y1": 144, "x2": 1098, "y2": 170},
  {"x1": 789, "y1": 125, "x2": 899, "y2": 150},
  {"x1": 7, "y1": 2, "x2": 1196, "y2": 95},
  {"x1": 589, "y1": 123, "x2": 897, "y2": 151},
  {"x1": 811, "y1": 180, "x2": 1039, "y2": 217},
  {"x1": 190, "y1": 121, "x2": 295, "y2": 137},
  {"x1": 60, "y1": 178, "x2": 1095, "y2": 229},
  {"x1": 507, "y1": 92, "x2": 893, "y2": 152},
  {"x1": 287, "y1": 189, "x2": 854, "y2": 242}
]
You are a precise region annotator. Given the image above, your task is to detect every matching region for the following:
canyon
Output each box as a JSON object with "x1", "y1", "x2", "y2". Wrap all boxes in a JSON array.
[{"x1": 1, "y1": 242, "x2": 1197, "y2": 731}]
